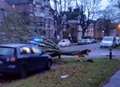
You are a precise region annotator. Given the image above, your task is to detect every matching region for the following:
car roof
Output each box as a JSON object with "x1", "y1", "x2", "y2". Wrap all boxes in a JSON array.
[
  {"x1": 104, "y1": 36, "x2": 114, "y2": 38},
  {"x1": 0, "y1": 43, "x2": 36, "y2": 48}
]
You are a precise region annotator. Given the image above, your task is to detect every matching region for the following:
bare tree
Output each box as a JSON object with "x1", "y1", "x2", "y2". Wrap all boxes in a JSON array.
[
  {"x1": 75, "y1": 0, "x2": 99, "y2": 37},
  {"x1": 114, "y1": 0, "x2": 120, "y2": 21},
  {"x1": 51, "y1": 0, "x2": 73, "y2": 12},
  {"x1": 99, "y1": 0, "x2": 120, "y2": 22},
  {"x1": 51, "y1": 0, "x2": 73, "y2": 39},
  {"x1": 114, "y1": 0, "x2": 120, "y2": 9},
  {"x1": 51, "y1": 0, "x2": 100, "y2": 37}
]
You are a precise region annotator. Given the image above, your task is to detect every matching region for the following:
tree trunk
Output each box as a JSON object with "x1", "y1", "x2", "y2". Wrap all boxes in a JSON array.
[{"x1": 82, "y1": 28, "x2": 86, "y2": 38}]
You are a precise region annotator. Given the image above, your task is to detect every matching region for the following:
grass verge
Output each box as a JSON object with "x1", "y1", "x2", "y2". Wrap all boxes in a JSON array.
[{"x1": 1, "y1": 58, "x2": 120, "y2": 87}]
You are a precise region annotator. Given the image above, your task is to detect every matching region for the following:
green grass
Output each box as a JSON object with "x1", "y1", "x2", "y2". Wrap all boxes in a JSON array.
[{"x1": 1, "y1": 58, "x2": 120, "y2": 87}]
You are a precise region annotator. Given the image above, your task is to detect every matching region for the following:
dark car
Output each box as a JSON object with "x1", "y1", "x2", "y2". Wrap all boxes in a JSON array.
[{"x1": 0, "y1": 43, "x2": 52, "y2": 77}]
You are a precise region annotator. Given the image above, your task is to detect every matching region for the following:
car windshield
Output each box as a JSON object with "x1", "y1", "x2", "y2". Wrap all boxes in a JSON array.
[
  {"x1": 0, "y1": 47, "x2": 15, "y2": 56},
  {"x1": 62, "y1": 39, "x2": 67, "y2": 42},
  {"x1": 103, "y1": 37, "x2": 113, "y2": 41}
]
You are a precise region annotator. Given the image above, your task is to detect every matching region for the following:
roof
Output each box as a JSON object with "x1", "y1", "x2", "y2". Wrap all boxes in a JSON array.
[
  {"x1": 0, "y1": 43, "x2": 35, "y2": 48},
  {"x1": 6, "y1": 0, "x2": 33, "y2": 5}
]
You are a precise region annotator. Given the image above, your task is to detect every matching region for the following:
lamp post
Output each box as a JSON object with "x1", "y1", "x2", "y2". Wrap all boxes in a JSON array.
[
  {"x1": 117, "y1": 24, "x2": 120, "y2": 32},
  {"x1": 102, "y1": 30, "x2": 104, "y2": 36},
  {"x1": 102, "y1": 30, "x2": 104, "y2": 40},
  {"x1": 118, "y1": 24, "x2": 120, "y2": 29}
]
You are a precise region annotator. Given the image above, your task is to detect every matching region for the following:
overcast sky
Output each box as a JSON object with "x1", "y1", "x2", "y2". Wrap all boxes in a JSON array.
[
  {"x1": 50, "y1": 0, "x2": 110, "y2": 10},
  {"x1": 100, "y1": 0, "x2": 110, "y2": 10},
  {"x1": 50, "y1": 0, "x2": 111, "y2": 20}
]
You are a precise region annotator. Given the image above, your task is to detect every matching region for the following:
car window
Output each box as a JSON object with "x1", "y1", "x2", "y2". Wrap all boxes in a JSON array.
[
  {"x1": 31, "y1": 47, "x2": 42, "y2": 54},
  {"x1": 20, "y1": 47, "x2": 31, "y2": 55},
  {"x1": 103, "y1": 37, "x2": 113, "y2": 41},
  {"x1": 0, "y1": 47, "x2": 15, "y2": 56}
]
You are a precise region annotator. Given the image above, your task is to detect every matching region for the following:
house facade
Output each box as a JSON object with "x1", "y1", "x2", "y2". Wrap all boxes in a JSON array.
[
  {"x1": 31, "y1": 0, "x2": 55, "y2": 39},
  {"x1": 61, "y1": 12, "x2": 96, "y2": 42},
  {"x1": 94, "y1": 18, "x2": 115, "y2": 40}
]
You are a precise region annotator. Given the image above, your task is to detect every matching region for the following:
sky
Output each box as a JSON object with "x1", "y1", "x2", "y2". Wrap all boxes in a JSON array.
[
  {"x1": 50, "y1": 0, "x2": 110, "y2": 10},
  {"x1": 50, "y1": 0, "x2": 111, "y2": 20},
  {"x1": 100, "y1": 0, "x2": 110, "y2": 10}
]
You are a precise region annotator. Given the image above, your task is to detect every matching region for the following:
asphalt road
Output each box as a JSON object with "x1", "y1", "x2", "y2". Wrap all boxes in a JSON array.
[{"x1": 60, "y1": 43, "x2": 120, "y2": 59}]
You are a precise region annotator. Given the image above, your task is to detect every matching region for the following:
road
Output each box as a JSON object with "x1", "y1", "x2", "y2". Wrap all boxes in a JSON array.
[{"x1": 60, "y1": 43, "x2": 120, "y2": 59}]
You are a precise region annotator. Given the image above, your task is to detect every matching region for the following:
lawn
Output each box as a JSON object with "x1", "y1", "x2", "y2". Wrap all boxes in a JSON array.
[{"x1": 1, "y1": 58, "x2": 120, "y2": 87}]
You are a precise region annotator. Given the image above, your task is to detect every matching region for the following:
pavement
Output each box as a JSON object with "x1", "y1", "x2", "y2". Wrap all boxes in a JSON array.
[{"x1": 103, "y1": 70, "x2": 120, "y2": 87}]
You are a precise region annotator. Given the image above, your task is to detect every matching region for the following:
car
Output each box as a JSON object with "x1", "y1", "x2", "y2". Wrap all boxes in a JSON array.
[
  {"x1": 115, "y1": 37, "x2": 120, "y2": 46},
  {"x1": 100, "y1": 36, "x2": 116, "y2": 48},
  {"x1": 78, "y1": 38, "x2": 96, "y2": 45},
  {"x1": 58, "y1": 39, "x2": 71, "y2": 47},
  {"x1": 0, "y1": 43, "x2": 52, "y2": 78},
  {"x1": 78, "y1": 39, "x2": 88, "y2": 45},
  {"x1": 90, "y1": 39, "x2": 97, "y2": 43}
]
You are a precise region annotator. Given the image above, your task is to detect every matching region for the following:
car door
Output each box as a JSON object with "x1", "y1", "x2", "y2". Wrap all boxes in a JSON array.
[
  {"x1": 18, "y1": 46, "x2": 38, "y2": 71},
  {"x1": 31, "y1": 47, "x2": 48, "y2": 70}
]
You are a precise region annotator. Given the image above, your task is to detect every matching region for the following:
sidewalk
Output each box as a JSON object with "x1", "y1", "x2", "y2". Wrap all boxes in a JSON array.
[{"x1": 103, "y1": 70, "x2": 120, "y2": 87}]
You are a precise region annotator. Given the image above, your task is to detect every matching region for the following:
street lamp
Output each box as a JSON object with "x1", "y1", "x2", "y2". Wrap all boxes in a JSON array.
[
  {"x1": 118, "y1": 24, "x2": 120, "y2": 28},
  {"x1": 117, "y1": 24, "x2": 120, "y2": 32},
  {"x1": 102, "y1": 30, "x2": 104, "y2": 37},
  {"x1": 102, "y1": 30, "x2": 104, "y2": 33}
]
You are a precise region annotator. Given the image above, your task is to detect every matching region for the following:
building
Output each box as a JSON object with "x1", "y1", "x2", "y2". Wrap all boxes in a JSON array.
[
  {"x1": 31, "y1": 0, "x2": 55, "y2": 39},
  {"x1": 94, "y1": 18, "x2": 114, "y2": 39},
  {"x1": 85, "y1": 22, "x2": 95, "y2": 38},
  {"x1": 0, "y1": 0, "x2": 10, "y2": 25},
  {"x1": 61, "y1": 11, "x2": 96, "y2": 42},
  {"x1": 0, "y1": 0, "x2": 55, "y2": 39}
]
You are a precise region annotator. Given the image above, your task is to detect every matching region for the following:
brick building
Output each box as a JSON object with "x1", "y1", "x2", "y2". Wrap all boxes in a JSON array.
[{"x1": 0, "y1": 0, "x2": 55, "y2": 40}]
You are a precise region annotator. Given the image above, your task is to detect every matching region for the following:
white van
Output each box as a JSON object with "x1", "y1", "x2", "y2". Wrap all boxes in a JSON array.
[
  {"x1": 100, "y1": 36, "x2": 116, "y2": 48},
  {"x1": 115, "y1": 37, "x2": 120, "y2": 46}
]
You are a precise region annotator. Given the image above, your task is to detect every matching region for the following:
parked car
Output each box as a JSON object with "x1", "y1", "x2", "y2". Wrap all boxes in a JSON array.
[
  {"x1": 78, "y1": 38, "x2": 96, "y2": 45},
  {"x1": 115, "y1": 37, "x2": 120, "y2": 46},
  {"x1": 0, "y1": 44, "x2": 52, "y2": 77},
  {"x1": 58, "y1": 39, "x2": 71, "y2": 47},
  {"x1": 100, "y1": 36, "x2": 116, "y2": 48}
]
